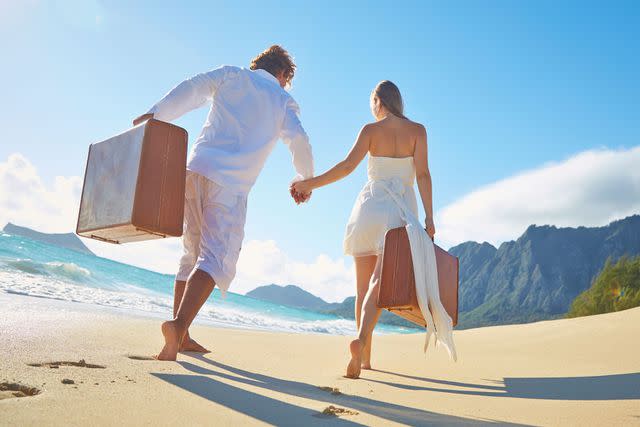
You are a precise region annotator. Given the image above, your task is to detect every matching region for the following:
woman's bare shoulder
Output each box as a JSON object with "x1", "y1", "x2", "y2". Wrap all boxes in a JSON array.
[
  {"x1": 360, "y1": 121, "x2": 381, "y2": 135},
  {"x1": 362, "y1": 118, "x2": 425, "y2": 136},
  {"x1": 405, "y1": 119, "x2": 426, "y2": 134}
]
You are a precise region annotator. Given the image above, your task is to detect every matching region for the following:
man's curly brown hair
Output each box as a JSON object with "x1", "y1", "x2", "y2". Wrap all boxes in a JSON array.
[{"x1": 250, "y1": 45, "x2": 296, "y2": 85}]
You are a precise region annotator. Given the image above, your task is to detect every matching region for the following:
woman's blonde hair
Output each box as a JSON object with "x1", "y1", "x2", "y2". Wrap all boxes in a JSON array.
[{"x1": 372, "y1": 80, "x2": 406, "y2": 119}]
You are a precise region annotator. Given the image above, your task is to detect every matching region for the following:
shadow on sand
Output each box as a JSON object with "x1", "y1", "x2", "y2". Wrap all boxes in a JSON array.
[
  {"x1": 367, "y1": 369, "x2": 640, "y2": 401},
  {"x1": 151, "y1": 354, "x2": 529, "y2": 426},
  {"x1": 152, "y1": 373, "x2": 362, "y2": 426}
]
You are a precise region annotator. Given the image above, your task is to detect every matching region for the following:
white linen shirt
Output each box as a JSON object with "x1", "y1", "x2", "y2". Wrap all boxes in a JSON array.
[{"x1": 147, "y1": 66, "x2": 314, "y2": 194}]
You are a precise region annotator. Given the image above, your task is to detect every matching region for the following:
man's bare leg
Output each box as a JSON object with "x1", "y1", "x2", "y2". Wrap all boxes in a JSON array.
[
  {"x1": 346, "y1": 261, "x2": 383, "y2": 379},
  {"x1": 173, "y1": 280, "x2": 210, "y2": 353},
  {"x1": 156, "y1": 269, "x2": 216, "y2": 361}
]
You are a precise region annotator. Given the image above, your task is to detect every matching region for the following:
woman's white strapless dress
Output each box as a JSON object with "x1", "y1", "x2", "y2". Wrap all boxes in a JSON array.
[
  {"x1": 343, "y1": 156, "x2": 418, "y2": 257},
  {"x1": 343, "y1": 155, "x2": 457, "y2": 361}
]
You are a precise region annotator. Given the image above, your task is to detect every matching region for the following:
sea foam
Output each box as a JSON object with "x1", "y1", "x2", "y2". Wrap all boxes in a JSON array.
[
  {"x1": 0, "y1": 270, "x2": 360, "y2": 335},
  {"x1": 0, "y1": 232, "x2": 409, "y2": 335},
  {"x1": 5, "y1": 259, "x2": 91, "y2": 282}
]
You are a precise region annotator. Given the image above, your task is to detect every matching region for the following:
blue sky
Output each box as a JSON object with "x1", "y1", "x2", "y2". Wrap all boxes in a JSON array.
[{"x1": 1, "y1": 1, "x2": 638, "y2": 300}]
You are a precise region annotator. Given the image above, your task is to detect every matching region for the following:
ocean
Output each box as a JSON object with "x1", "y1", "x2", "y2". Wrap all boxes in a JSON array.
[{"x1": 0, "y1": 232, "x2": 412, "y2": 335}]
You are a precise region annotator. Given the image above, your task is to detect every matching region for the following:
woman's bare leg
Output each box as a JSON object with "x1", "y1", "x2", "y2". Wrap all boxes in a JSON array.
[
  {"x1": 156, "y1": 269, "x2": 215, "y2": 361},
  {"x1": 354, "y1": 256, "x2": 377, "y2": 368},
  {"x1": 347, "y1": 258, "x2": 383, "y2": 378},
  {"x1": 173, "y1": 280, "x2": 210, "y2": 353}
]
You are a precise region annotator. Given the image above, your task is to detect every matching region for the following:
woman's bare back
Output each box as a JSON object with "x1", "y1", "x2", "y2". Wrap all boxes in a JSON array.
[
  {"x1": 367, "y1": 116, "x2": 425, "y2": 158},
  {"x1": 290, "y1": 113, "x2": 430, "y2": 234}
]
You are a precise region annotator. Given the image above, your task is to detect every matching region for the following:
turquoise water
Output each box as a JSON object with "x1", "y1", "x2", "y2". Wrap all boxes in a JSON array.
[{"x1": 0, "y1": 232, "x2": 413, "y2": 335}]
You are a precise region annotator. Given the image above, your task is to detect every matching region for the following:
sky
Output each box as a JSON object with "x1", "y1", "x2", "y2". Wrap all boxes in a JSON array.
[{"x1": 1, "y1": 1, "x2": 638, "y2": 301}]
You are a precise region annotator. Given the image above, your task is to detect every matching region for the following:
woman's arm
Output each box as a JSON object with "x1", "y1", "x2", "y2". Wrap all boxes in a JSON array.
[
  {"x1": 414, "y1": 125, "x2": 436, "y2": 239},
  {"x1": 292, "y1": 125, "x2": 371, "y2": 194}
]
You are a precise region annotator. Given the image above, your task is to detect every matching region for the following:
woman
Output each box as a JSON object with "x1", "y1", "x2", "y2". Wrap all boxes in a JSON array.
[{"x1": 293, "y1": 81, "x2": 454, "y2": 379}]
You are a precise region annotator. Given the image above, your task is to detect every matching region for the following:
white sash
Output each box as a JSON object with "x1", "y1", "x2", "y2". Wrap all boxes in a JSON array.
[{"x1": 372, "y1": 178, "x2": 457, "y2": 361}]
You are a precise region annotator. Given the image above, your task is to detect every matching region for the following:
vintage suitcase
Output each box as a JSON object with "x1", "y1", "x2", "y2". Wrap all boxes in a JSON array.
[
  {"x1": 76, "y1": 119, "x2": 188, "y2": 244},
  {"x1": 377, "y1": 227, "x2": 459, "y2": 327}
]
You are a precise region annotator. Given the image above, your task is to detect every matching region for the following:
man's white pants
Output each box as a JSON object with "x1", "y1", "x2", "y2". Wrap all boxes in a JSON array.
[{"x1": 176, "y1": 171, "x2": 248, "y2": 295}]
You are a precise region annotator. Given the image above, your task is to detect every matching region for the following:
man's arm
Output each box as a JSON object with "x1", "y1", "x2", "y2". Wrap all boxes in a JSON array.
[
  {"x1": 281, "y1": 97, "x2": 314, "y2": 184},
  {"x1": 133, "y1": 66, "x2": 232, "y2": 125}
]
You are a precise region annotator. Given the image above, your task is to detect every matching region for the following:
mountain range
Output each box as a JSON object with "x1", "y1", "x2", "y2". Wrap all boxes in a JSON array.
[
  {"x1": 450, "y1": 215, "x2": 640, "y2": 328},
  {"x1": 246, "y1": 285, "x2": 420, "y2": 329},
  {"x1": 247, "y1": 284, "x2": 342, "y2": 312},
  {"x1": 247, "y1": 215, "x2": 640, "y2": 329},
  {"x1": 3, "y1": 222, "x2": 94, "y2": 256},
  {"x1": 6, "y1": 215, "x2": 639, "y2": 329}
]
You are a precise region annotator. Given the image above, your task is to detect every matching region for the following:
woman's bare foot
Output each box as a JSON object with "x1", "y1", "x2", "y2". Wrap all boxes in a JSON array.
[
  {"x1": 180, "y1": 337, "x2": 210, "y2": 353},
  {"x1": 155, "y1": 320, "x2": 183, "y2": 361},
  {"x1": 346, "y1": 339, "x2": 363, "y2": 379},
  {"x1": 362, "y1": 340, "x2": 372, "y2": 369}
]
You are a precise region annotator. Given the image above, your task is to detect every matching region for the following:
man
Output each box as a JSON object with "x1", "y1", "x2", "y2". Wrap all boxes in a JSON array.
[{"x1": 133, "y1": 45, "x2": 314, "y2": 361}]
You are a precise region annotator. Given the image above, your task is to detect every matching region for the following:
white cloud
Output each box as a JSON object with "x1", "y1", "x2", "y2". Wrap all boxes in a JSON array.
[
  {"x1": 0, "y1": 153, "x2": 198, "y2": 275},
  {"x1": 0, "y1": 153, "x2": 355, "y2": 301},
  {"x1": 235, "y1": 240, "x2": 355, "y2": 302},
  {"x1": 95, "y1": 239, "x2": 356, "y2": 302},
  {"x1": 84, "y1": 237, "x2": 184, "y2": 275},
  {"x1": 10, "y1": 145, "x2": 638, "y2": 302},
  {"x1": 436, "y1": 146, "x2": 640, "y2": 248},
  {"x1": 0, "y1": 153, "x2": 82, "y2": 233}
]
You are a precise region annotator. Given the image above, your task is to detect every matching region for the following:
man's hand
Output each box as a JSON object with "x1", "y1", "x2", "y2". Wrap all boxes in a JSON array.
[
  {"x1": 289, "y1": 186, "x2": 311, "y2": 204},
  {"x1": 133, "y1": 113, "x2": 154, "y2": 127},
  {"x1": 425, "y1": 217, "x2": 436, "y2": 241}
]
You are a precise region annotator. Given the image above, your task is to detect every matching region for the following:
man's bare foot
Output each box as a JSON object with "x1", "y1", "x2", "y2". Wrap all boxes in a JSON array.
[
  {"x1": 154, "y1": 321, "x2": 183, "y2": 361},
  {"x1": 346, "y1": 339, "x2": 363, "y2": 379},
  {"x1": 361, "y1": 362, "x2": 372, "y2": 370},
  {"x1": 180, "y1": 337, "x2": 210, "y2": 353}
]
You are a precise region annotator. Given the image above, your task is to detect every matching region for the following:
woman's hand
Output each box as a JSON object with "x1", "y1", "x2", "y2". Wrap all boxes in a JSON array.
[
  {"x1": 425, "y1": 217, "x2": 436, "y2": 241},
  {"x1": 290, "y1": 180, "x2": 313, "y2": 204},
  {"x1": 133, "y1": 113, "x2": 154, "y2": 127},
  {"x1": 292, "y1": 180, "x2": 313, "y2": 195}
]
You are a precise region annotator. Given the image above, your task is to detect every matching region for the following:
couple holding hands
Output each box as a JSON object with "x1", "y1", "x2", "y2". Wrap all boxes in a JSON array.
[{"x1": 134, "y1": 45, "x2": 451, "y2": 379}]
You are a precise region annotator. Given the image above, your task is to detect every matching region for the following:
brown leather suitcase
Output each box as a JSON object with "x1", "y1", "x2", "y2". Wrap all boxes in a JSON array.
[
  {"x1": 378, "y1": 227, "x2": 459, "y2": 327},
  {"x1": 76, "y1": 119, "x2": 188, "y2": 244}
]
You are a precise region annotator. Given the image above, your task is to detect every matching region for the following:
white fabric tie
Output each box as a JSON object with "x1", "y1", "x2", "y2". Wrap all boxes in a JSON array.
[
  {"x1": 370, "y1": 177, "x2": 406, "y2": 199},
  {"x1": 372, "y1": 178, "x2": 457, "y2": 361}
]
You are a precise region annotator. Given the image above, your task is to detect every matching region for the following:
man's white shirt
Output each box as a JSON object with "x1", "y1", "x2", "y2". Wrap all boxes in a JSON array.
[{"x1": 147, "y1": 66, "x2": 314, "y2": 193}]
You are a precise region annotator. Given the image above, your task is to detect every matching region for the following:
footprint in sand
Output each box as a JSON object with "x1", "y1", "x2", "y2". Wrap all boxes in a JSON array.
[
  {"x1": 0, "y1": 382, "x2": 40, "y2": 400},
  {"x1": 317, "y1": 386, "x2": 343, "y2": 395},
  {"x1": 126, "y1": 355, "x2": 154, "y2": 361},
  {"x1": 28, "y1": 359, "x2": 105, "y2": 369},
  {"x1": 317, "y1": 405, "x2": 359, "y2": 418}
]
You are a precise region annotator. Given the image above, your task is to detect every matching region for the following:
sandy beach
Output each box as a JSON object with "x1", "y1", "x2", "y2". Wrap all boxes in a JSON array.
[{"x1": 1, "y1": 291, "x2": 638, "y2": 426}]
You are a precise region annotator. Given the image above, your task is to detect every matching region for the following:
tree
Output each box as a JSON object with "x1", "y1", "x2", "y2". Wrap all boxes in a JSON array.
[{"x1": 567, "y1": 255, "x2": 640, "y2": 318}]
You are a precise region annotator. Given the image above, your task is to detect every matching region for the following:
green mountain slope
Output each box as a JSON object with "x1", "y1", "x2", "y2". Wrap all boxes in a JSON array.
[
  {"x1": 450, "y1": 215, "x2": 640, "y2": 328},
  {"x1": 567, "y1": 255, "x2": 640, "y2": 318}
]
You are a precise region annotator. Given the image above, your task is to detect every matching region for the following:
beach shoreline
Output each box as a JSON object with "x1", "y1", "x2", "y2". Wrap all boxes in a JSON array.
[{"x1": 1, "y1": 291, "x2": 638, "y2": 426}]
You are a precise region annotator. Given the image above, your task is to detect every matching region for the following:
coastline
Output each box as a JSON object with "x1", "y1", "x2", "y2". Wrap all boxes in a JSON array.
[{"x1": 1, "y1": 292, "x2": 638, "y2": 426}]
